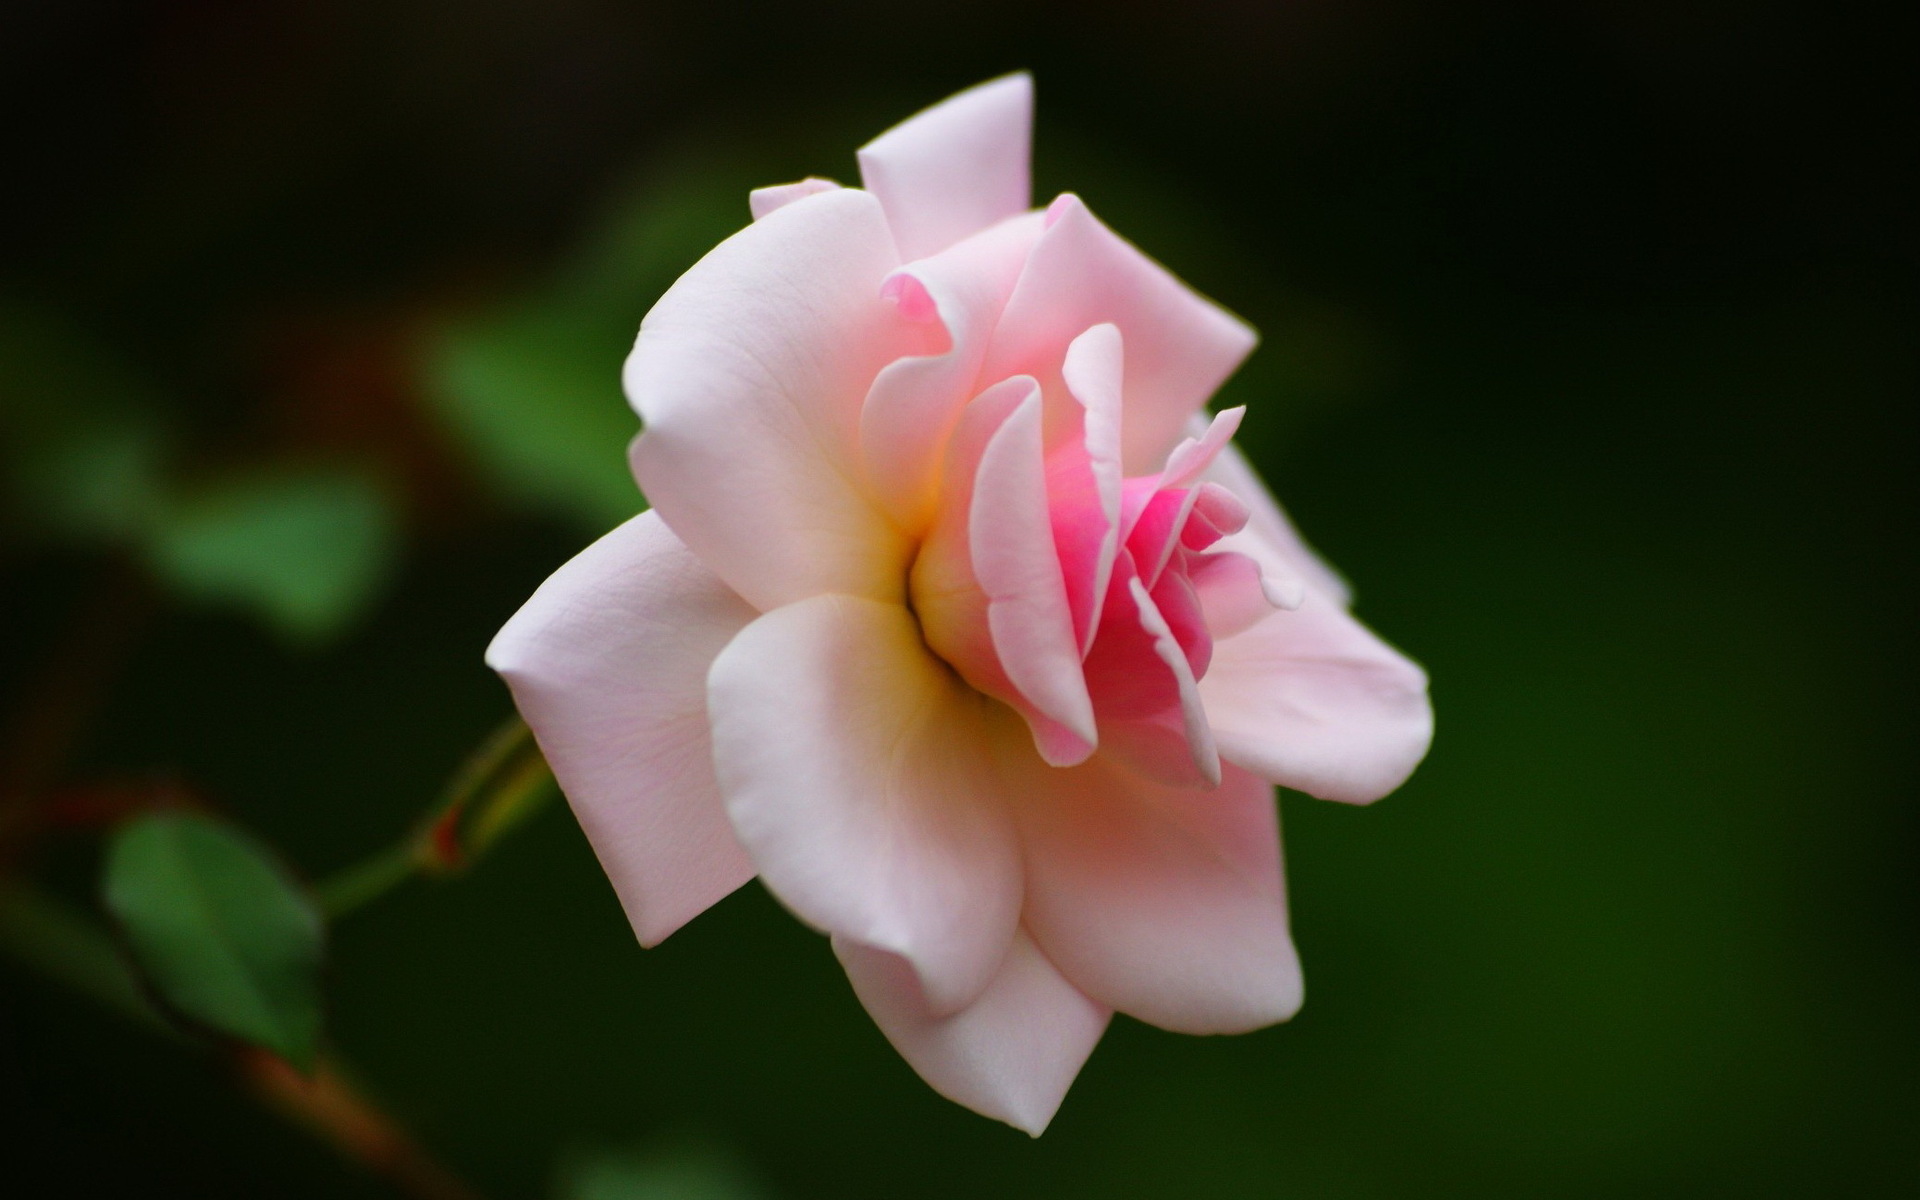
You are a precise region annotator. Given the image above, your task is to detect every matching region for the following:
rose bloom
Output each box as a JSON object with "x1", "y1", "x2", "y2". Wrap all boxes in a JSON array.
[{"x1": 488, "y1": 75, "x2": 1432, "y2": 1134}]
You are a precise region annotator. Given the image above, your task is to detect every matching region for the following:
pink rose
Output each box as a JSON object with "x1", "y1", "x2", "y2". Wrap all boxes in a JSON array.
[{"x1": 488, "y1": 74, "x2": 1431, "y2": 1134}]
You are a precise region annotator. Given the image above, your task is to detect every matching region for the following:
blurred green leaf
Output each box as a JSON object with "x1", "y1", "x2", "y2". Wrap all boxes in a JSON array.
[
  {"x1": 427, "y1": 311, "x2": 645, "y2": 529},
  {"x1": 144, "y1": 467, "x2": 398, "y2": 644},
  {"x1": 0, "y1": 300, "x2": 170, "y2": 541},
  {"x1": 421, "y1": 153, "x2": 758, "y2": 531},
  {"x1": 558, "y1": 1137, "x2": 771, "y2": 1200},
  {"x1": 1, "y1": 302, "x2": 399, "y2": 643},
  {"x1": 103, "y1": 812, "x2": 325, "y2": 1068},
  {"x1": 0, "y1": 885, "x2": 170, "y2": 1031}
]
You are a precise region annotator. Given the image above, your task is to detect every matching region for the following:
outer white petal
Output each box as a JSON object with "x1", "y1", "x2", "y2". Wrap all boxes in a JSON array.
[
  {"x1": 1010, "y1": 753, "x2": 1302, "y2": 1035},
  {"x1": 625, "y1": 187, "x2": 913, "y2": 611},
  {"x1": 706, "y1": 594, "x2": 1022, "y2": 1015},
  {"x1": 857, "y1": 73, "x2": 1034, "y2": 262},
  {"x1": 486, "y1": 511, "x2": 756, "y2": 946},
  {"x1": 748, "y1": 177, "x2": 840, "y2": 220},
  {"x1": 1201, "y1": 593, "x2": 1433, "y2": 805},
  {"x1": 835, "y1": 929, "x2": 1110, "y2": 1137}
]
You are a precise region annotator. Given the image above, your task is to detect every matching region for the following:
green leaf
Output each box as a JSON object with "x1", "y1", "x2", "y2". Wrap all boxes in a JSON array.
[
  {"x1": 103, "y1": 813, "x2": 326, "y2": 1067},
  {"x1": 145, "y1": 467, "x2": 398, "y2": 644},
  {"x1": 426, "y1": 311, "x2": 646, "y2": 529},
  {"x1": 0, "y1": 885, "x2": 170, "y2": 1031},
  {"x1": 420, "y1": 153, "x2": 758, "y2": 531}
]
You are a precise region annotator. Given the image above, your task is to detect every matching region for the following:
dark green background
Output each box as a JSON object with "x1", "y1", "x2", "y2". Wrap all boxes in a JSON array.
[{"x1": 2, "y1": 2, "x2": 1913, "y2": 1196}]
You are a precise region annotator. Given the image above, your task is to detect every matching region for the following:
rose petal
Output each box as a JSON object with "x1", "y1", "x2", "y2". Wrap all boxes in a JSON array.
[
  {"x1": 1201, "y1": 594, "x2": 1433, "y2": 804},
  {"x1": 707, "y1": 594, "x2": 1021, "y2": 1015},
  {"x1": 625, "y1": 187, "x2": 914, "y2": 611},
  {"x1": 973, "y1": 386, "x2": 1099, "y2": 760},
  {"x1": 1199, "y1": 435, "x2": 1353, "y2": 608},
  {"x1": 1182, "y1": 482, "x2": 1252, "y2": 550},
  {"x1": 835, "y1": 928, "x2": 1110, "y2": 1136},
  {"x1": 1125, "y1": 486, "x2": 1202, "y2": 588},
  {"x1": 1189, "y1": 549, "x2": 1292, "y2": 639},
  {"x1": 486, "y1": 511, "x2": 756, "y2": 946},
  {"x1": 912, "y1": 376, "x2": 1091, "y2": 766},
  {"x1": 860, "y1": 212, "x2": 1046, "y2": 527},
  {"x1": 1049, "y1": 323, "x2": 1126, "y2": 652},
  {"x1": 1010, "y1": 754, "x2": 1303, "y2": 1035},
  {"x1": 856, "y1": 73, "x2": 1034, "y2": 262},
  {"x1": 1129, "y1": 572, "x2": 1220, "y2": 786},
  {"x1": 981, "y1": 195, "x2": 1257, "y2": 474},
  {"x1": 748, "y1": 177, "x2": 841, "y2": 220},
  {"x1": 1158, "y1": 406, "x2": 1245, "y2": 491},
  {"x1": 1078, "y1": 558, "x2": 1219, "y2": 787}
]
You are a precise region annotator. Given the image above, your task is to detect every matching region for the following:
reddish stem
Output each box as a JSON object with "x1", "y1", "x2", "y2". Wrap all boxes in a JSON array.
[{"x1": 238, "y1": 1049, "x2": 484, "y2": 1200}]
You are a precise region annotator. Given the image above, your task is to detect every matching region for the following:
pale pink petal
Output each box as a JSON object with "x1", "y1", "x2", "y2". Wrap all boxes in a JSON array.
[
  {"x1": 1009, "y1": 755, "x2": 1303, "y2": 1034},
  {"x1": 1127, "y1": 573, "x2": 1220, "y2": 787},
  {"x1": 1094, "y1": 711, "x2": 1217, "y2": 790},
  {"x1": 856, "y1": 73, "x2": 1034, "y2": 262},
  {"x1": 625, "y1": 187, "x2": 913, "y2": 612},
  {"x1": 1201, "y1": 594, "x2": 1433, "y2": 804},
  {"x1": 1127, "y1": 486, "x2": 1203, "y2": 588},
  {"x1": 1182, "y1": 483, "x2": 1252, "y2": 550},
  {"x1": 1114, "y1": 408, "x2": 1247, "y2": 581},
  {"x1": 981, "y1": 195, "x2": 1258, "y2": 473},
  {"x1": 1189, "y1": 550, "x2": 1291, "y2": 639},
  {"x1": 1200, "y1": 435, "x2": 1352, "y2": 608},
  {"x1": 909, "y1": 376, "x2": 1080, "y2": 757},
  {"x1": 748, "y1": 177, "x2": 841, "y2": 220},
  {"x1": 973, "y1": 387, "x2": 1099, "y2": 759},
  {"x1": 485, "y1": 511, "x2": 756, "y2": 947},
  {"x1": 706, "y1": 594, "x2": 1021, "y2": 1014},
  {"x1": 1049, "y1": 323, "x2": 1126, "y2": 651},
  {"x1": 860, "y1": 212, "x2": 1046, "y2": 527},
  {"x1": 1158, "y1": 406, "x2": 1245, "y2": 490},
  {"x1": 835, "y1": 928, "x2": 1110, "y2": 1136}
]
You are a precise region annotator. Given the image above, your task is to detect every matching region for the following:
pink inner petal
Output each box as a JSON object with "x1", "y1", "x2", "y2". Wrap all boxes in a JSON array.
[
  {"x1": 1158, "y1": 406, "x2": 1245, "y2": 490},
  {"x1": 1189, "y1": 549, "x2": 1291, "y2": 639},
  {"x1": 973, "y1": 389, "x2": 1098, "y2": 751},
  {"x1": 1045, "y1": 460, "x2": 1111, "y2": 653},
  {"x1": 979, "y1": 197, "x2": 1257, "y2": 475},
  {"x1": 1127, "y1": 486, "x2": 1203, "y2": 589},
  {"x1": 1055, "y1": 324, "x2": 1126, "y2": 651},
  {"x1": 1149, "y1": 569, "x2": 1212, "y2": 682},
  {"x1": 910, "y1": 374, "x2": 1098, "y2": 767},
  {"x1": 1081, "y1": 553, "x2": 1178, "y2": 720},
  {"x1": 1183, "y1": 482, "x2": 1251, "y2": 550}
]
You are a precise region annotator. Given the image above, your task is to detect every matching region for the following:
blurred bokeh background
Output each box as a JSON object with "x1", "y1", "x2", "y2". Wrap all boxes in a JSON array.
[{"x1": 2, "y1": 2, "x2": 1914, "y2": 1196}]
